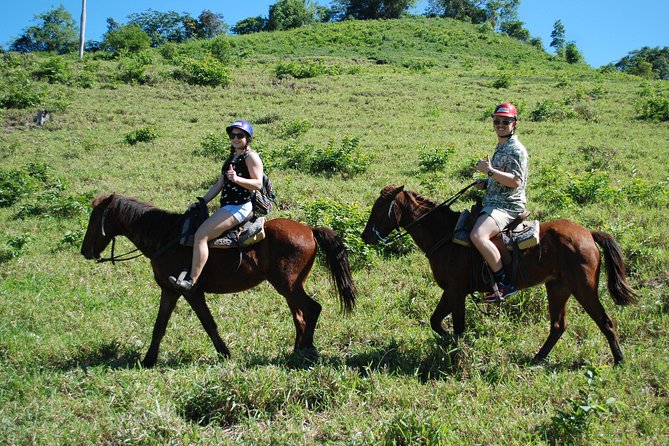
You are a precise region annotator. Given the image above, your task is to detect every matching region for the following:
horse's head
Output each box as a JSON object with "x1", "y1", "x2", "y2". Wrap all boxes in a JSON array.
[
  {"x1": 361, "y1": 184, "x2": 405, "y2": 244},
  {"x1": 80, "y1": 194, "x2": 116, "y2": 260}
]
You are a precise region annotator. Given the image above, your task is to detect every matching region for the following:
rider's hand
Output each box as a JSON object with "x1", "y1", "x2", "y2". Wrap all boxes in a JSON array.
[{"x1": 475, "y1": 179, "x2": 488, "y2": 190}]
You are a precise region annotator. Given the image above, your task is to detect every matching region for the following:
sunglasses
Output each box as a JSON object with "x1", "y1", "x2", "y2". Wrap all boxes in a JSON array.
[
  {"x1": 229, "y1": 132, "x2": 246, "y2": 140},
  {"x1": 493, "y1": 119, "x2": 515, "y2": 125}
]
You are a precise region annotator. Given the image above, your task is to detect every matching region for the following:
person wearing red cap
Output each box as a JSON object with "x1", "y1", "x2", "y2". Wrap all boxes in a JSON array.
[
  {"x1": 169, "y1": 119, "x2": 264, "y2": 292},
  {"x1": 471, "y1": 103, "x2": 529, "y2": 303}
]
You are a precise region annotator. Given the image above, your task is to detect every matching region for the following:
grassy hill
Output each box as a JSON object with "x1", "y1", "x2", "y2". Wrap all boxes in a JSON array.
[{"x1": 1, "y1": 17, "x2": 668, "y2": 444}]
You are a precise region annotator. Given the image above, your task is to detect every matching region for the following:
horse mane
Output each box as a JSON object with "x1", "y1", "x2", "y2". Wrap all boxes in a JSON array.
[{"x1": 107, "y1": 194, "x2": 182, "y2": 242}]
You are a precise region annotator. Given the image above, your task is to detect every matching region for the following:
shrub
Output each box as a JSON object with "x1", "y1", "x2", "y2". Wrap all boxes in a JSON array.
[
  {"x1": 16, "y1": 191, "x2": 87, "y2": 219},
  {"x1": 275, "y1": 137, "x2": 370, "y2": 177},
  {"x1": 491, "y1": 73, "x2": 512, "y2": 89},
  {"x1": 567, "y1": 170, "x2": 615, "y2": 204},
  {"x1": 418, "y1": 146, "x2": 456, "y2": 172},
  {"x1": 275, "y1": 60, "x2": 345, "y2": 79},
  {"x1": 304, "y1": 198, "x2": 413, "y2": 269},
  {"x1": 636, "y1": 96, "x2": 669, "y2": 121},
  {"x1": 529, "y1": 99, "x2": 576, "y2": 122},
  {"x1": 0, "y1": 75, "x2": 45, "y2": 109},
  {"x1": 102, "y1": 25, "x2": 151, "y2": 55},
  {"x1": 279, "y1": 119, "x2": 312, "y2": 138},
  {"x1": 0, "y1": 169, "x2": 34, "y2": 207},
  {"x1": 195, "y1": 132, "x2": 230, "y2": 159},
  {"x1": 206, "y1": 35, "x2": 232, "y2": 64},
  {"x1": 401, "y1": 58, "x2": 435, "y2": 72},
  {"x1": 0, "y1": 235, "x2": 31, "y2": 264},
  {"x1": 124, "y1": 126, "x2": 160, "y2": 145},
  {"x1": 33, "y1": 56, "x2": 71, "y2": 84},
  {"x1": 173, "y1": 55, "x2": 231, "y2": 87},
  {"x1": 117, "y1": 51, "x2": 154, "y2": 84}
]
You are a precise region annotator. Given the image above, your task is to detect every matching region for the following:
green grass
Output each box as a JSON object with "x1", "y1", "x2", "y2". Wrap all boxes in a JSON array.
[{"x1": 1, "y1": 17, "x2": 668, "y2": 444}]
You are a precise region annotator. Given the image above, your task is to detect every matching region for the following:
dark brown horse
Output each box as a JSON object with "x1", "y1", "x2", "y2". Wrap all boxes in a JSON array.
[
  {"x1": 80, "y1": 194, "x2": 356, "y2": 367},
  {"x1": 361, "y1": 184, "x2": 636, "y2": 365}
]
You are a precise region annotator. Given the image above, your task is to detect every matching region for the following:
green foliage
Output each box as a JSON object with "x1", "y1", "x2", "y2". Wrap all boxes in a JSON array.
[
  {"x1": 9, "y1": 5, "x2": 78, "y2": 53},
  {"x1": 275, "y1": 59, "x2": 344, "y2": 78},
  {"x1": 500, "y1": 20, "x2": 530, "y2": 43},
  {"x1": 335, "y1": 0, "x2": 416, "y2": 20},
  {"x1": 279, "y1": 119, "x2": 313, "y2": 138},
  {"x1": 636, "y1": 95, "x2": 669, "y2": 121},
  {"x1": 549, "y1": 19, "x2": 566, "y2": 54},
  {"x1": 542, "y1": 367, "x2": 626, "y2": 444},
  {"x1": 0, "y1": 234, "x2": 32, "y2": 264},
  {"x1": 304, "y1": 199, "x2": 377, "y2": 269},
  {"x1": 565, "y1": 42, "x2": 583, "y2": 64},
  {"x1": 117, "y1": 51, "x2": 154, "y2": 84},
  {"x1": 0, "y1": 169, "x2": 35, "y2": 207},
  {"x1": 418, "y1": 146, "x2": 456, "y2": 172},
  {"x1": 176, "y1": 366, "x2": 352, "y2": 426},
  {"x1": 33, "y1": 56, "x2": 71, "y2": 84},
  {"x1": 124, "y1": 126, "x2": 160, "y2": 145},
  {"x1": 491, "y1": 72, "x2": 512, "y2": 88},
  {"x1": 172, "y1": 55, "x2": 231, "y2": 87},
  {"x1": 268, "y1": 0, "x2": 318, "y2": 31},
  {"x1": 205, "y1": 35, "x2": 233, "y2": 64},
  {"x1": 401, "y1": 58, "x2": 436, "y2": 72},
  {"x1": 15, "y1": 190, "x2": 88, "y2": 219},
  {"x1": 195, "y1": 132, "x2": 230, "y2": 159},
  {"x1": 102, "y1": 25, "x2": 152, "y2": 55},
  {"x1": 382, "y1": 411, "x2": 448, "y2": 445},
  {"x1": 0, "y1": 73, "x2": 45, "y2": 109},
  {"x1": 529, "y1": 99, "x2": 577, "y2": 122},
  {"x1": 232, "y1": 16, "x2": 268, "y2": 35},
  {"x1": 273, "y1": 137, "x2": 370, "y2": 176},
  {"x1": 615, "y1": 46, "x2": 669, "y2": 80}
]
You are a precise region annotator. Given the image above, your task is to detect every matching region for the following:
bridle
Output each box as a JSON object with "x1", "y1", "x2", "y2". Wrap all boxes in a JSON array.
[
  {"x1": 369, "y1": 182, "x2": 477, "y2": 249},
  {"x1": 95, "y1": 208, "x2": 143, "y2": 264}
]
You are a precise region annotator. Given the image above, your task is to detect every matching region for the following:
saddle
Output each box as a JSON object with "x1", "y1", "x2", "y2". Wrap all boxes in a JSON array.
[
  {"x1": 453, "y1": 205, "x2": 540, "y2": 251},
  {"x1": 178, "y1": 199, "x2": 266, "y2": 249}
]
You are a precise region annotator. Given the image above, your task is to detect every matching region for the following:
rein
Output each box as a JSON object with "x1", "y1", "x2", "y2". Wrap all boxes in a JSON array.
[
  {"x1": 377, "y1": 181, "x2": 477, "y2": 246},
  {"x1": 95, "y1": 208, "x2": 178, "y2": 264}
]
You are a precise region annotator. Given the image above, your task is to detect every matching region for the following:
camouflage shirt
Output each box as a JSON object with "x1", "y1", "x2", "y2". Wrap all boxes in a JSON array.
[{"x1": 482, "y1": 135, "x2": 528, "y2": 214}]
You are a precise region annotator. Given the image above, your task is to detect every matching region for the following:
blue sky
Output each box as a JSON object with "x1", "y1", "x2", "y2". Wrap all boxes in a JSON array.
[{"x1": 1, "y1": 1, "x2": 667, "y2": 67}]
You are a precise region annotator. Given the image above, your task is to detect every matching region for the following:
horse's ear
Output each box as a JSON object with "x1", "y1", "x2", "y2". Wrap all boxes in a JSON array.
[
  {"x1": 92, "y1": 194, "x2": 114, "y2": 208},
  {"x1": 381, "y1": 184, "x2": 405, "y2": 198}
]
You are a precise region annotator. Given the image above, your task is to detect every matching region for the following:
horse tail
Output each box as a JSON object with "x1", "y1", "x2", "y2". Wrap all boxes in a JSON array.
[
  {"x1": 312, "y1": 227, "x2": 357, "y2": 314},
  {"x1": 592, "y1": 231, "x2": 637, "y2": 305}
]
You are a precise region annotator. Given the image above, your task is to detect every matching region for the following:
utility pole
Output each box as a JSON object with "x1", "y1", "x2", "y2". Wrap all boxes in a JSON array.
[{"x1": 79, "y1": 0, "x2": 87, "y2": 60}]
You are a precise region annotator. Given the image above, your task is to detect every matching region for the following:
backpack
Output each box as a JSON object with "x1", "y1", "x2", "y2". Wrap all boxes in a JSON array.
[{"x1": 252, "y1": 173, "x2": 276, "y2": 216}]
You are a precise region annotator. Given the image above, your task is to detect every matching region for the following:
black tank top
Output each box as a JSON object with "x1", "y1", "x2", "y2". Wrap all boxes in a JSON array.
[{"x1": 220, "y1": 152, "x2": 253, "y2": 206}]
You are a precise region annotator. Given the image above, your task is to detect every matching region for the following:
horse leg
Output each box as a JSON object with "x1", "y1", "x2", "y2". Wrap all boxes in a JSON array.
[
  {"x1": 285, "y1": 287, "x2": 322, "y2": 351},
  {"x1": 143, "y1": 288, "x2": 179, "y2": 367},
  {"x1": 534, "y1": 280, "x2": 570, "y2": 363},
  {"x1": 572, "y1": 286, "x2": 625, "y2": 365},
  {"x1": 430, "y1": 291, "x2": 453, "y2": 338},
  {"x1": 183, "y1": 290, "x2": 231, "y2": 359}
]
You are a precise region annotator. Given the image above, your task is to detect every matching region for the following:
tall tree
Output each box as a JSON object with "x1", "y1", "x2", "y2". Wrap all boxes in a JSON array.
[
  {"x1": 267, "y1": 0, "x2": 317, "y2": 31},
  {"x1": 333, "y1": 0, "x2": 416, "y2": 20},
  {"x1": 232, "y1": 16, "x2": 268, "y2": 35},
  {"x1": 197, "y1": 10, "x2": 228, "y2": 39},
  {"x1": 549, "y1": 19, "x2": 566, "y2": 55},
  {"x1": 426, "y1": 0, "x2": 517, "y2": 26},
  {"x1": 616, "y1": 46, "x2": 669, "y2": 80},
  {"x1": 10, "y1": 5, "x2": 78, "y2": 53},
  {"x1": 127, "y1": 9, "x2": 194, "y2": 46}
]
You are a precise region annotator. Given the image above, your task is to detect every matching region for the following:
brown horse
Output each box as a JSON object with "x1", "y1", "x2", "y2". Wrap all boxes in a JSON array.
[
  {"x1": 80, "y1": 194, "x2": 356, "y2": 367},
  {"x1": 361, "y1": 184, "x2": 636, "y2": 365}
]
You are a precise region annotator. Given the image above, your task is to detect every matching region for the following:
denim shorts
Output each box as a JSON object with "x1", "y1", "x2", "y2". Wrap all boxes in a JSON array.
[
  {"x1": 222, "y1": 201, "x2": 253, "y2": 224},
  {"x1": 481, "y1": 206, "x2": 519, "y2": 231}
]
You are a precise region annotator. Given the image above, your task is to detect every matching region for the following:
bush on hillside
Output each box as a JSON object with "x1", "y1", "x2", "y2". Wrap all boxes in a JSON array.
[
  {"x1": 273, "y1": 137, "x2": 370, "y2": 177},
  {"x1": 0, "y1": 75, "x2": 45, "y2": 109},
  {"x1": 102, "y1": 25, "x2": 152, "y2": 55},
  {"x1": 124, "y1": 126, "x2": 160, "y2": 145},
  {"x1": 117, "y1": 51, "x2": 154, "y2": 84},
  {"x1": 33, "y1": 56, "x2": 71, "y2": 84},
  {"x1": 173, "y1": 55, "x2": 231, "y2": 87},
  {"x1": 636, "y1": 96, "x2": 669, "y2": 122},
  {"x1": 195, "y1": 132, "x2": 230, "y2": 159}
]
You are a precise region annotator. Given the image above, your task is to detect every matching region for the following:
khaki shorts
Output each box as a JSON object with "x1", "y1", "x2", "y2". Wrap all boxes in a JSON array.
[{"x1": 481, "y1": 206, "x2": 519, "y2": 231}]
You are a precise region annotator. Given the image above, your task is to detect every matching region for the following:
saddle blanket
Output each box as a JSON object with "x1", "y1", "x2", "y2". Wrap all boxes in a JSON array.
[
  {"x1": 181, "y1": 217, "x2": 266, "y2": 249},
  {"x1": 453, "y1": 210, "x2": 540, "y2": 251}
]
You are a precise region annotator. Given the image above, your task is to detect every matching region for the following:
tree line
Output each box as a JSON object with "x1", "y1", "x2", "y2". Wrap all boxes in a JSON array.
[{"x1": 5, "y1": 1, "x2": 668, "y2": 79}]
